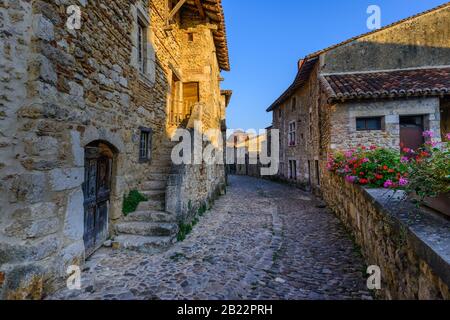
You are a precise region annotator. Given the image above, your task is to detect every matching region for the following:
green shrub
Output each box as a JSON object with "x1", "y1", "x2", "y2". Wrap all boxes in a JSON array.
[
  {"x1": 407, "y1": 140, "x2": 450, "y2": 200},
  {"x1": 123, "y1": 190, "x2": 147, "y2": 216},
  {"x1": 177, "y1": 222, "x2": 193, "y2": 242}
]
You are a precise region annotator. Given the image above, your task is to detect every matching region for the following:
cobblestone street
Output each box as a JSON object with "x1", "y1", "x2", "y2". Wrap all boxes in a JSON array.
[{"x1": 50, "y1": 176, "x2": 372, "y2": 300}]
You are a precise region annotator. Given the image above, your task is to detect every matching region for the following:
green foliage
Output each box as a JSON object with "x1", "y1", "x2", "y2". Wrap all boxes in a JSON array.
[
  {"x1": 328, "y1": 146, "x2": 408, "y2": 188},
  {"x1": 122, "y1": 190, "x2": 147, "y2": 216},
  {"x1": 407, "y1": 141, "x2": 450, "y2": 200},
  {"x1": 198, "y1": 203, "x2": 207, "y2": 216},
  {"x1": 177, "y1": 222, "x2": 193, "y2": 242}
]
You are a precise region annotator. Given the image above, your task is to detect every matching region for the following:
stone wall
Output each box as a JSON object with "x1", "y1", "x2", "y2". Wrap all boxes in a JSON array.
[
  {"x1": 322, "y1": 173, "x2": 450, "y2": 300},
  {"x1": 272, "y1": 64, "x2": 322, "y2": 192},
  {"x1": 0, "y1": 0, "x2": 161, "y2": 299},
  {"x1": 328, "y1": 97, "x2": 441, "y2": 151},
  {"x1": 321, "y1": 4, "x2": 450, "y2": 73},
  {"x1": 166, "y1": 130, "x2": 226, "y2": 223},
  {"x1": 0, "y1": 0, "x2": 229, "y2": 299}
]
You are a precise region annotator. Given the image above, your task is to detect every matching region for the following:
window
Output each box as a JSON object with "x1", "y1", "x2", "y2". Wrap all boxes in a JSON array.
[
  {"x1": 187, "y1": 33, "x2": 194, "y2": 42},
  {"x1": 289, "y1": 121, "x2": 296, "y2": 146},
  {"x1": 183, "y1": 82, "x2": 199, "y2": 115},
  {"x1": 137, "y1": 20, "x2": 147, "y2": 73},
  {"x1": 279, "y1": 109, "x2": 282, "y2": 120},
  {"x1": 315, "y1": 160, "x2": 320, "y2": 186},
  {"x1": 289, "y1": 160, "x2": 297, "y2": 180},
  {"x1": 291, "y1": 97, "x2": 297, "y2": 111},
  {"x1": 356, "y1": 117, "x2": 382, "y2": 131},
  {"x1": 309, "y1": 112, "x2": 313, "y2": 137},
  {"x1": 139, "y1": 128, "x2": 152, "y2": 162}
]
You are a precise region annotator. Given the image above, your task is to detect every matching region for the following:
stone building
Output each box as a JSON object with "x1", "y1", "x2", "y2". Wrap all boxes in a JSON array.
[
  {"x1": 226, "y1": 131, "x2": 267, "y2": 177},
  {"x1": 267, "y1": 3, "x2": 450, "y2": 193},
  {"x1": 0, "y1": 0, "x2": 230, "y2": 299}
]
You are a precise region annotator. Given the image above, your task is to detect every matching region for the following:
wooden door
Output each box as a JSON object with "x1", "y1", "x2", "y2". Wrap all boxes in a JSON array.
[
  {"x1": 83, "y1": 143, "x2": 112, "y2": 257},
  {"x1": 183, "y1": 82, "x2": 199, "y2": 115},
  {"x1": 400, "y1": 116, "x2": 424, "y2": 151}
]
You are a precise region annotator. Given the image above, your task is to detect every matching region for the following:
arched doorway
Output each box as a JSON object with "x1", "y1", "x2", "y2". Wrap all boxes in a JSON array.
[{"x1": 83, "y1": 141, "x2": 116, "y2": 257}]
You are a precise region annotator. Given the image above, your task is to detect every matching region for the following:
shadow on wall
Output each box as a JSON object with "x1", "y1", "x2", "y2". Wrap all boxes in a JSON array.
[{"x1": 322, "y1": 42, "x2": 450, "y2": 73}]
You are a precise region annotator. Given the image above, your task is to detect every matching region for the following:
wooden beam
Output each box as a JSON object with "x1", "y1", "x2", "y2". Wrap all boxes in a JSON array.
[
  {"x1": 194, "y1": 0, "x2": 206, "y2": 18},
  {"x1": 168, "y1": 0, "x2": 187, "y2": 22}
]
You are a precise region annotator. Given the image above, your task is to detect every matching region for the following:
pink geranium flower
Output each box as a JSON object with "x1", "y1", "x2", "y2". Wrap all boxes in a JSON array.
[
  {"x1": 344, "y1": 150, "x2": 354, "y2": 158},
  {"x1": 400, "y1": 156, "x2": 409, "y2": 163},
  {"x1": 383, "y1": 180, "x2": 394, "y2": 188},
  {"x1": 425, "y1": 140, "x2": 440, "y2": 148},
  {"x1": 423, "y1": 130, "x2": 434, "y2": 139},
  {"x1": 399, "y1": 177, "x2": 409, "y2": 187},
  {"x1": 446, "y1": 133, "x2": 450, "y2": 141},
  {"x1": 345, "y1": 176, "x2": 357, "y2": 184}
]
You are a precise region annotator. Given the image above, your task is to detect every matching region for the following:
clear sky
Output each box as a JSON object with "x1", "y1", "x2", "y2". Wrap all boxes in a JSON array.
[{"x1": 221, "y1": 0, "x2": 449, "y2": 131}]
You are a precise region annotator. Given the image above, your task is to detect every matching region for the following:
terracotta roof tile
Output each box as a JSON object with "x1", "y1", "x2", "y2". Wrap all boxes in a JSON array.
[
  {"x1": 266, "y1": 58, "x2": 319, "y2": 111},
  {"x1": 321, "y1": 67, "x2": 450, "y2": 103}
]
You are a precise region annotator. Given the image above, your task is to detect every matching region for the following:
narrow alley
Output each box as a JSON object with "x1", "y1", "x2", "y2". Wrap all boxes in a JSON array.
[{"x1": 50, "y1": 176, "x2": 371, "y2": 300}]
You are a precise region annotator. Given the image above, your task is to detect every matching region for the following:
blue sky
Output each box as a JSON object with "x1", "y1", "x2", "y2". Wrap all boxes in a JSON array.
[{"x1": 221, "y1": 0, "x2": 449, "y2": 131}]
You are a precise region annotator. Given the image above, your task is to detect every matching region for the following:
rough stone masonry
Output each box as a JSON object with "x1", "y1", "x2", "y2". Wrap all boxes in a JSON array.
[{"x1": 0, "y1": 0, "x2": 230, "y2": 299}]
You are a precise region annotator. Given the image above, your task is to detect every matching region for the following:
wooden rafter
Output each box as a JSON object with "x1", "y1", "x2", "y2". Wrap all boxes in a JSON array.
[
  {"x1": 194, "y1": 0, "x2": 206, "y2": 18},
  {"x1": 168, "y1": 0, "x2": 188, "y2": 22}
]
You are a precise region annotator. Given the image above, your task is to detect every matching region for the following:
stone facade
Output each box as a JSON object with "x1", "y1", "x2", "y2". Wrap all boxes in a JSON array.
[
  {"x1": 323, "y1": 174, "x2": 450, "y2": 300},
  {"x1": 268, "y1": 3, "x2": 450, "y2": 193},
  {"x1": 0, "y1": 0, "x2": 230, "y2": 299},
  {"x1": 266, "y1": 4, "x2": 450, "y2": 300},
  {"x1": 327, "y1": 97, "x2": 442, "y2": 152},
  {"x1": 270, "y1": 63, "x2": 322, "y2": 192}
]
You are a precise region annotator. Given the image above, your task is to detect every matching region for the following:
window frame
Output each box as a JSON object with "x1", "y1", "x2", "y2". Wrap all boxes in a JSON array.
[
  {"x1": 139, "y1": 127, "x2": 153, "y2": 163},
  {"x1": 288, "y1": 121, "x2": 297, "y2": 147},
  {"x1": 137, "y1": 19, "x2": 147, "y2": 74},
  {"x1": 356, "y1": 117, "x2": 383, "y2": 131},
  {"x1": 289, "y1": 160, "x2": 297, "y2": 180}
]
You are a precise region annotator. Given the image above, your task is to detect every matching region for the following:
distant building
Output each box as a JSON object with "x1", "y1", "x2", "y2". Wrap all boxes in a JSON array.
[{"x1": 267, "y1": 3, "x2": 450, "y2": 193}]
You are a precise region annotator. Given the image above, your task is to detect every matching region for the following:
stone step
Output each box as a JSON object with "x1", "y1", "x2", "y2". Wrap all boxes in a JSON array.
[
  {"x1": 116, "y1": 222, "x2": 178, "y2": 237},
  {"x1": 124, "y1": 210, "x2": 177, "y2": 223},
  {"x1": 113, "y1": 235, "x2": 176, "y2": 254},
  {"x1": 142, "y1": 189, "x2": 166, "y2": 201},
  {"x1": 142, "y1": 180, "x2": 167, "y2": 190},
  {"x1": 149, "y1": 166, "x2": 172, "y2": 174},
  {"x1": 148, "y1": 173, "x2": 170, "y2": 181},
  {"x1": 137, "y1": 200, "x2": 165, "y2": 211}
]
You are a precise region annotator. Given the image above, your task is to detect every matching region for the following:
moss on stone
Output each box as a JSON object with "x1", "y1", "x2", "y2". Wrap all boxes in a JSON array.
[{"x1": 122, "y1": 190, "x2": 147, "y2": 216}]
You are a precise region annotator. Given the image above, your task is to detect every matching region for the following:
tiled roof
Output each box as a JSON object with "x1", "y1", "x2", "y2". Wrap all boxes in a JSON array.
[
  {"x1": 321, "y1": 67, "x2": 450, "y2": 103},
  {"x1": 266, "y1": 58, "x2": 319, "y2": 112},
  {"x1": 266, "y1": 2, "x2": 450, "y2": 112}
]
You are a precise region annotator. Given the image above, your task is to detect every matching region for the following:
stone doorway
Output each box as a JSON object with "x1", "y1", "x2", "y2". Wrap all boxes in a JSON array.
[{"x1": 83, "y1": 141, "x2": 115, "y2": 257}]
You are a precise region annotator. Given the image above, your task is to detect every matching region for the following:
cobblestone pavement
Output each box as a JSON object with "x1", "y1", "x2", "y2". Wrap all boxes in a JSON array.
[{"x1": 49, "y1": 176, "x2": 372, "y2": 300}]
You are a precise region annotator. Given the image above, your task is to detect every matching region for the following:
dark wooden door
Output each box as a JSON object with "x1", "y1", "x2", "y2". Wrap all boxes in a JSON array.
[
  {"x1": 83, "y1": 144, "x2": 112, "y2": 257},
  {"x1": 400, "y1": 116, "x2": 424, "y2": 151}
]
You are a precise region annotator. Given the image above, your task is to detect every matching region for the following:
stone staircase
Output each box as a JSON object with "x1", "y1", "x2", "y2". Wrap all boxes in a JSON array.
[{"x1": 113, "y1": 142, "x2": 180, "y2": 253}]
